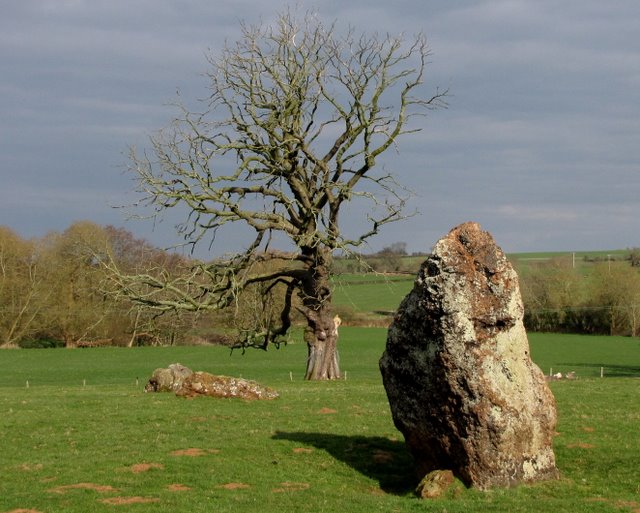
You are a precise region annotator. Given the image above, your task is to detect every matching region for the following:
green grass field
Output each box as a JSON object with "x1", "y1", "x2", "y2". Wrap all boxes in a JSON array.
[
  {"x1": 332, "y1": 274, "x2": 414, "y2": 314},
  {"x1": 1, "y1": 329, "x2": 639, "y2": 513},
  {"x1": 331, "y1": 249, "x2": 635, "y2": 319}
]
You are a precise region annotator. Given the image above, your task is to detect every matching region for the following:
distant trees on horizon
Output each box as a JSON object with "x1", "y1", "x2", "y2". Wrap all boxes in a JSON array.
[{"x1": 1, "y1": 221, "x2": 639, "y2": 348}]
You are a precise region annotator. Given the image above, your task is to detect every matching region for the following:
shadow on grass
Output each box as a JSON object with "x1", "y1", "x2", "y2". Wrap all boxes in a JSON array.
[
  {"x1": 273, "y1": 431, "x2": 416, "y2": 494},
  {"x1": 558, "y1": 363, "x2": 640, "y2": 378}
]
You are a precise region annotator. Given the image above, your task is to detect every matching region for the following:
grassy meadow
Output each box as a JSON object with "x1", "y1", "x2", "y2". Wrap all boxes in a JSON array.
[
  {"x1": 331, "y1": 274, "x2": 414, "y2": 315},
  {"x1": 1, "y1": 328, "x2": 640, "y2": 513}
]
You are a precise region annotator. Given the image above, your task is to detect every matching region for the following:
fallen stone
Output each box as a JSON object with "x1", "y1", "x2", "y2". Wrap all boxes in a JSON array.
[
  {"x1": 379, "y1": 222, "x2": 558, "y2": 489},
  {"x1": 144, "y1": 363, "x2": 193, "y2": 392},
  {"x1": 415, "y1": 470, "x2": 457, "y2": 499},
  {"x1": 175, "y1": 372, "x2": 279, "y2": 400}
]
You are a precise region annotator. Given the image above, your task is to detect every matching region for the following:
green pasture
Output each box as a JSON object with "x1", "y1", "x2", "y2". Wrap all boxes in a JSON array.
[
  {"x1": 332, "y1": 274, "x2": 414, "y2": 314},
  {"x1": 1, "y1": 329, "x2": 640, "y2": 513},
  {"x1": 508, "y1": 249, "x2": 629, "y2": 262},
  {"x1": 331, "y1": 248, "x2": 636, "y2": 318}
]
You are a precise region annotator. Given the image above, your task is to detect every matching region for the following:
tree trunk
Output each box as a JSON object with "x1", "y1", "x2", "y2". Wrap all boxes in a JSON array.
[
  {"x1": 304, "y1": 309, "x2": 341, "y2": 380},
  {"x1": 300, "y1": 247, "x2": 341, "y2": 380},
  {"x1": 128, "y1": 308, "x2": 142, "y2": 348}
]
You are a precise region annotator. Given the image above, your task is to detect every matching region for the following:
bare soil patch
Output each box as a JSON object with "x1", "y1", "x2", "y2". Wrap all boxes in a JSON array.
[
  {"x1": 19, "y1": 463, "x2": 43, "y2": 472},
  {"x1": 4, "y1": 509, "x2": 45, "y2": 513},
  {"x1": 586, "y1": 498, "x2": 640, "y2": 513},
  {"x1": 129, "y1": 463, "x2": 164, "y2": 473},
  {"x1": 170, "y1": 448, "x2": 220, "y2": 457},
  {"x1": 272, "y1": 482, "x2": 310, "y2": 493},
  {"x1": 48, "y1": 482, "x2": 118, "y2": 494},
  {"x1": 372, "y1": 449, "x2": 395, "y2": 463},
  {"x1": 615, "y1": 500, "x2": 640, "y2": 511},
  {"x1": 167, "y1": 483, "x2": 192, "y2": 492},
  {"x1": 566, "y1": 442, "x2": 595, "y2": 449},
  {"x1": 218, "y1": 482, "x2": 250, "y2": 490},
  {"x1": 99, "y1": 497, "x2": 160, "y2": 505},
  {"x1": 292, "y1": 447, "x2": 314, "y2": 454},
  {"x1": 367, "y1": 486, "x2": 386, "y2": 497},
  {"x1": 317, "y1": 407, "x2": 337, "y2": 414}
]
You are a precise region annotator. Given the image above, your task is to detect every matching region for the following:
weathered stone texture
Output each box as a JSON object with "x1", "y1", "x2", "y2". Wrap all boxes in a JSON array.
[
  {"x1": 415, "y1": 469, "x2": 458, "y2": 499},
  {"x1": 379, "y1": 222, "x2": 558, "y2": 489},
  {"x1": 145, "y1": 364, "x2": 278, "y2": 400},
  {"x1": 176, "y1": 372, "x2": 279, "y2": 400},
  {"x1": 145, "y1": 363, "x2": 193, "y2": 392}
]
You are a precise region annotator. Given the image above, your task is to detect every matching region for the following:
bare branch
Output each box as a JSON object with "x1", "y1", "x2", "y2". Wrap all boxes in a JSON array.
[{"x1": 116, "y1": 9, "x2": 446, "y2": 365}]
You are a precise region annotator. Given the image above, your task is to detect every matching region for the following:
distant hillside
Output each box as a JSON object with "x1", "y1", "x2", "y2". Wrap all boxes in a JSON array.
[{"x1": 331, "y1": 248, "x2": 639, "y2": 330}]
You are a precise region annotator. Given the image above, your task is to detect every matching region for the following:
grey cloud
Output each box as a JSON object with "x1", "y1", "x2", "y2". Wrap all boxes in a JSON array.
[{"x1": 1, "y1": 0, "x2": 638, "y2": 255}]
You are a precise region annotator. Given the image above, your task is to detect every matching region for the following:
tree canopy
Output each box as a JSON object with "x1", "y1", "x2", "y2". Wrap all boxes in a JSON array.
[{"x1": 110, "y1": 10, "x2": 447, "y2": 379}]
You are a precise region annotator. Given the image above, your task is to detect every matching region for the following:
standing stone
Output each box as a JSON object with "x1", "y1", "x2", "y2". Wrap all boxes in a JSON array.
[{"x1": 379, "y1": 222, "x2": 558, "y2": 489}]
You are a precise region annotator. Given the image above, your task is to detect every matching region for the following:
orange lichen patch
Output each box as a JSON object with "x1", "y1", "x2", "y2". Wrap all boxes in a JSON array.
[
  {"x1": 167, "y1": 484, "x2": 192, "y2": 492},
  {"x1": 292, "y1": 447, "x2": 314, "y2": 454},
  {"x1": 272, "y1": 482, "x2": 310, "y2": 493},
  {"x1": 566, "y1": 442, "x2": 595, "y2": 449},
  {"x1": 218, "y1": 482, "x2": 250, "y2": 490},
  {"x1": 48, "y1": 482, "x2": 118, "y2": 494},
  {"x1": 317, "y1": 407, "x2": 337, "y2": 414},
  {"x1": 170, "y1": 448, "x2": 220, "y2": 457},
  {"x1": 129, "y1": 462, "x2": 164, "y2": 473},
  {"x1": 372, "y1": 450, "x2": 395, "y2": 463},
  {"x1": 99, "y1": 497, "x2": 160, "y2": 505}
]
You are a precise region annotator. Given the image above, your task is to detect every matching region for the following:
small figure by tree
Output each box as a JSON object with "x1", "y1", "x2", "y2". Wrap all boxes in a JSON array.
[{"x1": 110, "y1": 10, "x2": 446, "y2": 379}]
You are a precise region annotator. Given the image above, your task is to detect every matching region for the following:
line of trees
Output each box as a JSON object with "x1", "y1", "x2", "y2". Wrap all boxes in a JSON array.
[
  {"x1": 518, "y1": 255, "x2": 640, "y2": 337},
  {"x1": 0, "y1": 222, "x2": 198, "y2": 348},
  {"x1": 2, "y1": 223, "x2": 639, "y2": 348},
  {"x1": 0, "y1": 221, "x2": 307, "y2": 349}
]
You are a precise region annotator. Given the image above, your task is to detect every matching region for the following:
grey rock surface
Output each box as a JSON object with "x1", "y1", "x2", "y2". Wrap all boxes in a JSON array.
[
  {"x1": 145, "y1": 363, "x2": 193, "y2": 392},
  {"x1": 176, "y1": 372, "x2": 279, "y2": 400},
  {"x1": 380, "y1": 222, "x2": 558, "y2": 489}
]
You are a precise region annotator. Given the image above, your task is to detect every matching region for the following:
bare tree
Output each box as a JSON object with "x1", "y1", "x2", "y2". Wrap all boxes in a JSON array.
[{"x1": 111, "y1": 10, "x2": 446, "y2": 379}]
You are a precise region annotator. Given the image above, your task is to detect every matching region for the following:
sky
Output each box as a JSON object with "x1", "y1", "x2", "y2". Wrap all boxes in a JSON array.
[{"x1": 1, "y1": 0, "x2": 639, "y2": 257}]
